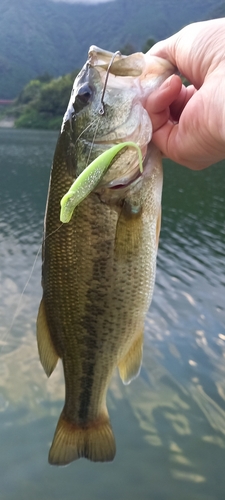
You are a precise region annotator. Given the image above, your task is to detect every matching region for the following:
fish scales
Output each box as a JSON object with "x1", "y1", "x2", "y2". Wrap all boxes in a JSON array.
[{"x1": 37, "y1": 46, "x2": 174, "y2": 465}]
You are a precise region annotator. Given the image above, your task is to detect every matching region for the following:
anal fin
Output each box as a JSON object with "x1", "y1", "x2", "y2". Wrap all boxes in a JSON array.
[
  {"x1": 118, "y1": 330, "x2": 143, "y2": 385},
  {"x1": 36, "y1": 299, "x2": 59, "y2": 377}
]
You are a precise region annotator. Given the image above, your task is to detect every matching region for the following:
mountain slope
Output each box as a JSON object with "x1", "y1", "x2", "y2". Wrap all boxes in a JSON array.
[
  {"x1": 206, "y1": 2, "x2": 225, "y2": 18},
  {"x1": 0, "y1": 0, "x2": 222, "y2": 98}
]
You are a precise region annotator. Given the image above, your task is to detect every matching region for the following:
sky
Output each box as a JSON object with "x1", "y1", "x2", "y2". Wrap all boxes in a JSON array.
[{"x1": 51, "y1": 0, "x2": 115, "y2": 4}]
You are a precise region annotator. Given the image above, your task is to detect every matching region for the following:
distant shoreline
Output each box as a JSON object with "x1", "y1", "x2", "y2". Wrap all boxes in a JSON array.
[{"x1": 0, "y1": 117, "x2": 15, "y2": 128}]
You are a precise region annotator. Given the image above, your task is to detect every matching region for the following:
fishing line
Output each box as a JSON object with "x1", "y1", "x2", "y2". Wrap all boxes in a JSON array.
[
  {"x1": 0, "y1": 223, "x2": 63, "y2": 353},
  {"x1": 5, "y1": 115, "x2": 102, "y2": 346},
  {"x1": 74, "y1": 116, "x2": 100, "y2": 147},
  {"x1": 74, "y1": 113, "x2": 102, "y2": 168},
  {"x1": 1, "y1": 52, "x2": 121, "y2": 352},
  {"x1": 85, "y1": 116, "x2": 101, "y2": 168}
]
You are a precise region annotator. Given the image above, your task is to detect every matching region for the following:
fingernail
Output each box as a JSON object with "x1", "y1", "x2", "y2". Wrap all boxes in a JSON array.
[{"x1": 163, "y1": 75, "x2": 174, "y2": 87}]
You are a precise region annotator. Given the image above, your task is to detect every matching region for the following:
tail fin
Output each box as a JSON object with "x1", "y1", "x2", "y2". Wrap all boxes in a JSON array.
[{"x1": 48, "y1": 412, "x2": 116, "y2": 465}]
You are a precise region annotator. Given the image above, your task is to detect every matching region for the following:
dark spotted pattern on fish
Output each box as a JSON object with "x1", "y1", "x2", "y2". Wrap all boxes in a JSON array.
[{"x1": 36, "y1": 46, "x2": 174, "y2": 465}]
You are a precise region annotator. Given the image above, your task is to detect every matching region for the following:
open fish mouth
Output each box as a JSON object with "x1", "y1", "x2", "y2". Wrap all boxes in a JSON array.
[
  {"x1": 88, "y1": 45, "x2": 155, "y2": 78},
  {"x1": 61, "y1": 45, "x2": 175, "y2": 201},
  {"x1": 88, "y1": 44, "x2": 153, "y2": 143},
  {"x1": 93, "y1": 104, "x2": 151, "y2": 190},
  {"x1": 85, "y1": 46, "x2": 174, "y2": 191}
]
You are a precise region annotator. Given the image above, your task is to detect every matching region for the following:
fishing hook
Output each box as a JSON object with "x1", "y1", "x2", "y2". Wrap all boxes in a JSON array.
[{"x1": 99, "y1": 50, "x2": 121, "y2": 115}]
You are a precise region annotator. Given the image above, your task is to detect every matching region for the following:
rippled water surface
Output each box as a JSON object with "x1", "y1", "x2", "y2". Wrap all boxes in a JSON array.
[{"x1": 0, "y1": 128, "x2": 224, "y2": 500}]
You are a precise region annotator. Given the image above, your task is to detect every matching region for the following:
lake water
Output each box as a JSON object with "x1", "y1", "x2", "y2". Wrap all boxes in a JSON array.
[{"x1": 0, "y1": 128, "x2": 224, "y2": 500}]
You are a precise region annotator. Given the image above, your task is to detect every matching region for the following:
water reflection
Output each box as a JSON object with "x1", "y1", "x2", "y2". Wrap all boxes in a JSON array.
[{"x1": 0, "y1": 129, "x2": 225, "y2": 499}]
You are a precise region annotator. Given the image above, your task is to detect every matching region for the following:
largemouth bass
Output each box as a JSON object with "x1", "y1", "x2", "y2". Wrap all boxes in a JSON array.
[{"x1": 37, "y1": 46, "x2": 174, "y2": 465}]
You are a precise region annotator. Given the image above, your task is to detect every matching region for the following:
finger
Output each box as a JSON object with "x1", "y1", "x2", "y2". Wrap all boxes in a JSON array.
[
  {"x1": 148, "y1": 37, "x2": 178, "y2": 66},
  {"x1": 170, "y1": 85, "x2": 196, "y2": 122},
  {"x1": 151, "y1": 114, "x2": 216, "y2": 170},
  {"x1": 146, "y1": 75, "x2": 182, "y2": 132},
  {"x1": 147, "y1": 74, "x2": 182, "y2": 113},
  {"x1": 151, "y1": 122, "x2": 205, "y2": 169}
]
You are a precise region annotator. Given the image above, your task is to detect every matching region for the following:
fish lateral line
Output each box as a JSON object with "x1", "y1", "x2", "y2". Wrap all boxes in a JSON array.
[{"x1": 60, "y1": 141, "x2": 143, "y2": 224}]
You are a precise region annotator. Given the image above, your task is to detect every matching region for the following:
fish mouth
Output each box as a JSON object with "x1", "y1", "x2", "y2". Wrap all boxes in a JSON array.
[
  {"x1": 70, "y1": 46, "x2": 174, "y2": 194},
  {"x1": 86, "y1": 46, "x2": 174, "y2": 193},
  {"x1": 93, "y1": 104, "x2": 151, "y2": 191},
  {"x1": 88, "y1": 45, "x2": 146, "y2": 78}
]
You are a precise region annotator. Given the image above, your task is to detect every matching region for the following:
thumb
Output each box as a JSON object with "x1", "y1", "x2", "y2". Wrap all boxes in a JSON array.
[{"x1": 147, "y1": 37, "x2": 177, "y2": 67}]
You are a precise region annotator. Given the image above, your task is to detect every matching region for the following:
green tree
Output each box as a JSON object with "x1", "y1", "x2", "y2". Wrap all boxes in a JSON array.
[
  {"x1": 37, "y1": 72, "x2": 53, "y2": 83},
  {"x1": 142, "y1": 38, "x2": 156, "y2": 53},
  {"x1": 17, "y1": 80, "x2": 42, "y2": 105},
  {"x1": 14, "y1": 70, "x2": 79, "y2": 130},
  {"x1": 119, "y1": 43, "x2": 136, "y2": 55}
]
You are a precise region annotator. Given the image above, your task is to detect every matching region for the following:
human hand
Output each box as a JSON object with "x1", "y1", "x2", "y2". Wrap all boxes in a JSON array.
[{"x1": 145, "y1": 19, "x2": 225, "y2": 169}]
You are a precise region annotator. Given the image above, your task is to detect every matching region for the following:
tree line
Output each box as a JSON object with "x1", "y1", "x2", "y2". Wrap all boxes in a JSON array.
[{"x1": 2, "y1": 38, "x2": 156, "y2": 130}]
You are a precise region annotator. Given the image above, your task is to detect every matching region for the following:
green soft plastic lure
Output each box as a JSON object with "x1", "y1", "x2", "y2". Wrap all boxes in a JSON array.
[{"x1": 60, "y1": 141, "x2": 143, "y2": 223}]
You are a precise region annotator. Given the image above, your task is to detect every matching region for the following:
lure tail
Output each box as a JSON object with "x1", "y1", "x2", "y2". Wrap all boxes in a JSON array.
[{"x1": 48, "y1": 410, "x2": 116, "y2": 465}]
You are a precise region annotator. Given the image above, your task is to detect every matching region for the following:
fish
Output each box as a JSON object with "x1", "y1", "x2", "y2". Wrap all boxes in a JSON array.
[{"x1": 36, "y1": 46, "x2": 174, "y2": 466}]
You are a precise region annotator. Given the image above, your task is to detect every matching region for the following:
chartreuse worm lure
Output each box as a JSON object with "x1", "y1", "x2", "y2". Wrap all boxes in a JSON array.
[{"x1": 60, "y1": 141, "x2": 143, "y2": 223}]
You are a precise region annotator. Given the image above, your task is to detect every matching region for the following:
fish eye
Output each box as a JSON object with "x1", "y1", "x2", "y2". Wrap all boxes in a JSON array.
[
  {"x1": 73, "y1": 83, "x2": 92, "y2": 112},
  {"x1": 78, "y1": 84, "x2": 92, "y2": 103}
]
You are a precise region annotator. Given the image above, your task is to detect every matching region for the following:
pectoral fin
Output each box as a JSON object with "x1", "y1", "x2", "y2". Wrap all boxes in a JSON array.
[
  {"x1": 36, "y1": 299, "x2": 59, "y2": 377},
  {"x1": 118, "y1": 330, "x2": 143, "y2": 385},
  {"x1": 115, "y1": 199, "x2": 143, "y2": 259}
]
